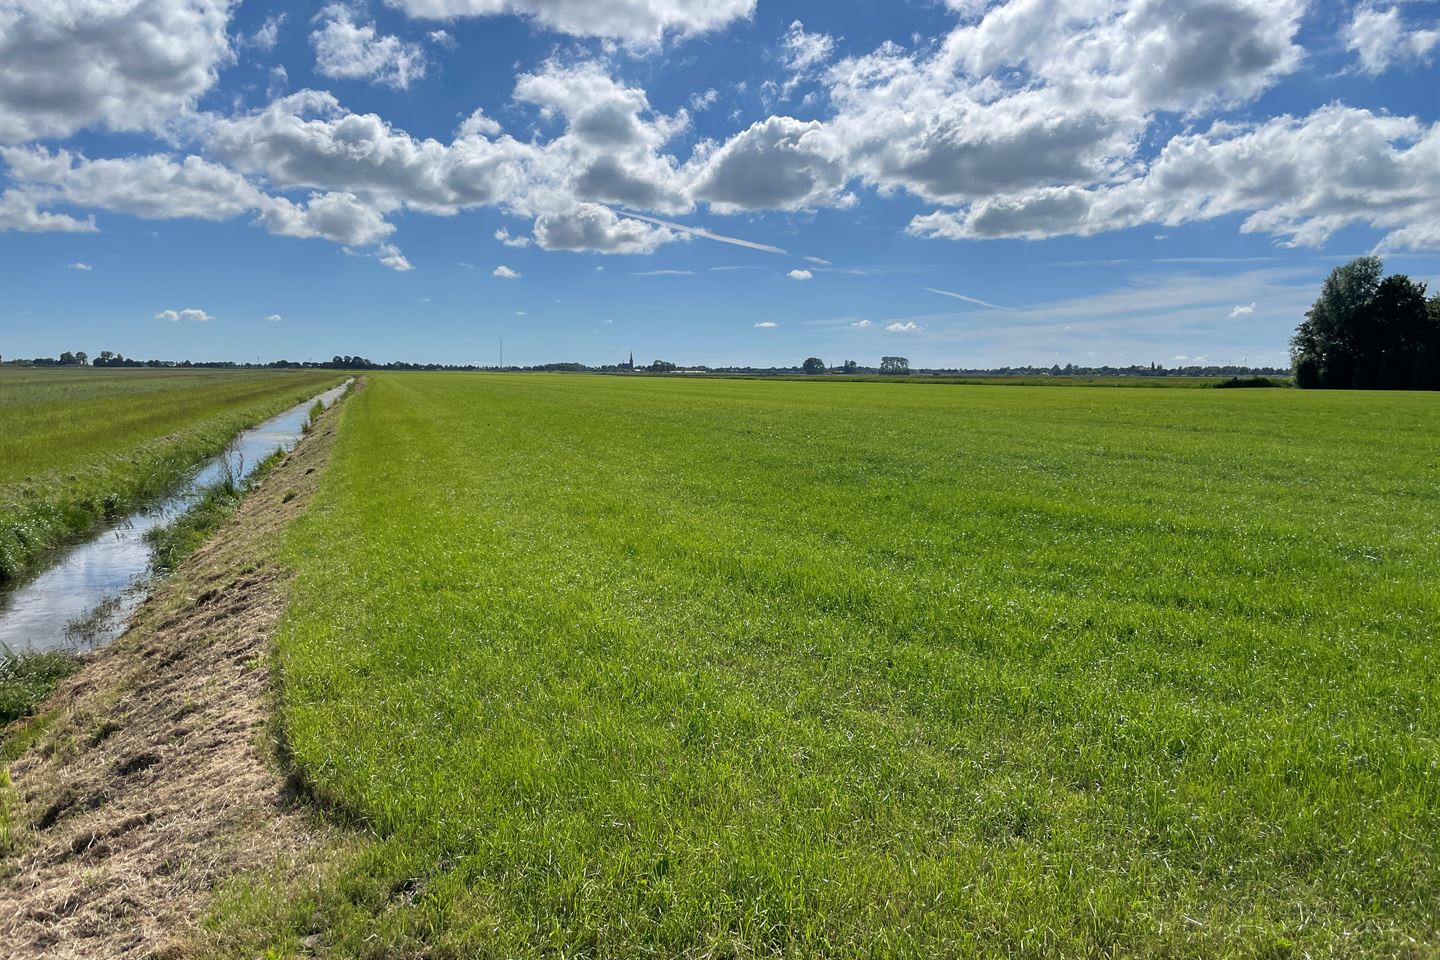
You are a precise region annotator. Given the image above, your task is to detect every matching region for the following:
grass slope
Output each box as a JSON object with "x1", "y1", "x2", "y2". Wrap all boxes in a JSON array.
[
  {"x1": 0, "y1": 368, "x2": 341, "y2": 580},
  {"x1": 269, "y1": 374, "x2": 1437, "y2": 957}
]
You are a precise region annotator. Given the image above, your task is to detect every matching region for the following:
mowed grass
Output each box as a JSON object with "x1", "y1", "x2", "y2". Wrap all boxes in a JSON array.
[
  {"x1": 259, "y1": 374, "x2": 1437, "y2": 958},
  {"x1": 0, "y1": 368, "x2": 342, "y2": 580}
]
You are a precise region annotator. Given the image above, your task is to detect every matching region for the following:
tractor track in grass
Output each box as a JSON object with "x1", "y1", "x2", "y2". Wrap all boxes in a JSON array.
[{"x1": 0, "y1": 380, "x2": 360, "y2": 960}]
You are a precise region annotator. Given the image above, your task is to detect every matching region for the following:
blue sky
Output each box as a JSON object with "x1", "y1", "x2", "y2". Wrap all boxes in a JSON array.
[{"x1": 1, "y1": 0, "x2": 1437, "y2": 368}]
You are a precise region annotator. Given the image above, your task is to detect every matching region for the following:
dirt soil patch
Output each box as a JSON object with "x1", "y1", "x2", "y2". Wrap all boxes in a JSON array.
[{"x1": 0, "y1": 388, "x2": 356, "y2": 959}]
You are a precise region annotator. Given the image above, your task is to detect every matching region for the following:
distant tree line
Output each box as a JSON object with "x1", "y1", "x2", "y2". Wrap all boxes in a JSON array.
[
  {"x1": 768, "y1": 357, "x2": 1287, "y2": 378},
  {"x1": 17, "y1": 350, "x2": 92, "y2": 366},
  {"x1": 2, "y1": 353, "x2": 488, "y2": 371},
  {"x1": 1291, "y1": 256, "x2": 1439, "y2": 390},
  {"x1": 1, "y1": 352, "x2": 1292, "y2": 379}
]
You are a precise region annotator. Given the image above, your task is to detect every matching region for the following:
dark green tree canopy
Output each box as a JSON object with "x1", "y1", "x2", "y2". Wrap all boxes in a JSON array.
[
  {"x1": 880, "y1": 356, "x2": 910, "y2": 375},
  {"x1": 1292, "y1": 256, "x2": 1439, "y2": 389},
  {"x1": 801, "y1": 357, "x2": 825, "y2": 374}
]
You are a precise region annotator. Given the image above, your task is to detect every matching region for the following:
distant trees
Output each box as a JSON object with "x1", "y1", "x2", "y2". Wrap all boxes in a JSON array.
[
  {"x1": 802, "y1": 357, "x2": 825, "y2": 374},
  {"x1": 1292, "y1": 256, "x2": 1440, "y2": 389},
  {"x1": 841, "y1": 360, "x2": 858, "y2": 374},
  {"x1": 649, "y1": 360, "x2": 677, "y2": 373},
  {"x1": 880, "y1": 356, "x2": 910, "y2": 375},
  {"x1": 93, "y1": 350, "x2": 142, "y2": 367},
  {"x1": 329, "y1": 355, "x2": 378, "y2": 369}
]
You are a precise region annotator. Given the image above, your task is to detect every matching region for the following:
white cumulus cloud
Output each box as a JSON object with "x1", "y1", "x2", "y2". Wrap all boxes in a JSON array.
[
  {"x1": 787, "y1": 268, "x2": 813, "y2": 280},
  {"x1": 689, "y1": 88, "x2": 719, "y2": 111},
  {"x1": 753, "y1": 320, "x2": 778, "y2": 328},
  {"x1": 0, "y1": 0, "x2": 234, "y2": 144},
  {"x1": 495, "y1": 226, "x2": 531, "y2": 247},
  {"x1": 532, "y1": 203, "x2": 673, "y2": 254},
  {"x1": 2, "y1": 0, "x2": 1434, "y2": 268},
  {"x1": 780, "y1": 20, "x2": 835, "y2": 73},
  {"x1": 156, "y1": 307, "x2": 215, "y2": 322},
  {"x1": 689, "y1": 116, "x2": 851, "y2": 212},
  {"x1": 1345, "y1": 4, "x2": 1440, "y2": 75},
  {"x1": 0, "y1": 191, "x2": 96, "y2": 233},
  {"x1": 907, "y1": 105, "x2": 1440, "y2": 251},
  {"x1": 245, "y1": 13, "x2": 286, "y2": 52},
  {"x1": 493, "y1": 264, "x2": 521, "y2": 278},
  {"x1": 381, "y1": 0, "x2": 756, "y2": 46},
  {"x1": 1, "y1": 145, "x2": 397, "y2": 246},
  {"x1": 312, "y1": 5, "x2": 427, "y2": 90},
  {"x1": 376, "y1": 243, "x2": 413, "y2": 270}
]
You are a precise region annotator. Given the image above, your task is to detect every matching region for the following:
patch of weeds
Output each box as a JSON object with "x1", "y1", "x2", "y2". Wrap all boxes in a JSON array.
[
  {"x1": 1, "y1": 708, "x2": 60, "y2": 766},
  {"x1": 303, "y1": 400, "x2": 326, "y2": 435},
  {"x1": 63, "y1": 592, "x2": 129, "y2": 648},
  {"x1": 89, "y1": 716, "x2": 123, "y2": 746},
  {"x1": 0, "y1": 767, "x2": 18, "y2": 857},
  {"x1": 0, "y1": 644, "x2": 80, "y2": 730}
]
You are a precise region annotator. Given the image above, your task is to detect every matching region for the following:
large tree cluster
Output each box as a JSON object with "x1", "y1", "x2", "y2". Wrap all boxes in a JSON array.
[{"x1": 1292, "y1": 257, "x2": 1440, "y2": 390}]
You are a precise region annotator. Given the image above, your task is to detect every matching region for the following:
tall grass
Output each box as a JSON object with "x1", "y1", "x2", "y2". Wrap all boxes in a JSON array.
[
  {"x1": 0, "y1": 368, "x2": 341, "y2": 581},
  {"x1": 246, "y1": 374, "x2": 1436, "y2": 957}
]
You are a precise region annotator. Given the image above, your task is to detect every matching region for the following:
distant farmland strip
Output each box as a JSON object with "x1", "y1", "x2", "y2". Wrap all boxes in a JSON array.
[
  {"x1": 0, "y1": 368, "x2": 342, "y2": 581},
  {"x1": 252, "y1": 374, "x2": 1439, "y2": 958}
]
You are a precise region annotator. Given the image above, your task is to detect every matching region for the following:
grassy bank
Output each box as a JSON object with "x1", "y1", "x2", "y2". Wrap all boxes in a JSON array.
[
  {"x1": 0, "y1": 368, "x2": 342, "y2": 581},
  {"x1": 254, "y1": 374, "x2": 1434, "y2": 957}
]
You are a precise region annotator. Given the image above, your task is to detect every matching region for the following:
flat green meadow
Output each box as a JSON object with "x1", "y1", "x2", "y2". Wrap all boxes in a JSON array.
[
  {"x1": 0, "y1": 368, "x2": 342, "y2": 580},
  {"x1": 248, "y1": 374, "x2": 1435, "y2": 957}
]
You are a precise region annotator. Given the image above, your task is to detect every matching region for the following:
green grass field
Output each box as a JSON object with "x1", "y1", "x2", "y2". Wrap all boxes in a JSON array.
[
  {"x1": 0, "y1": 368, "x2": 342, "y2": 581},
  {"x1": 229, "y1": 374, "x2": 1438, "y2": 958}
]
